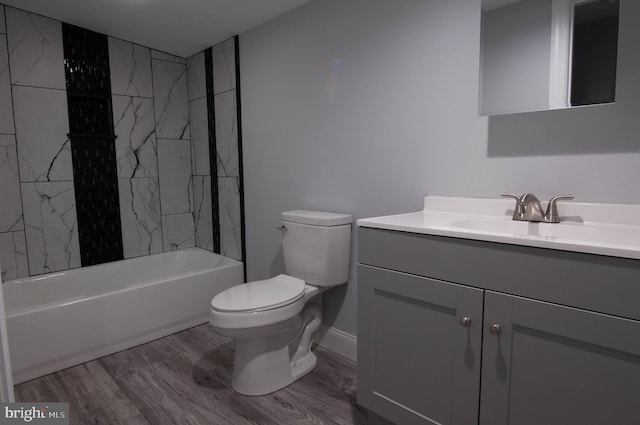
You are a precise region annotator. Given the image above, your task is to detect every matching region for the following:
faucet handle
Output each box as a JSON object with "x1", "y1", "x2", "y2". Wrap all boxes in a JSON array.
[
  {"x1": 501, "y1": 193, "x2": 524, "y2": 219},
  {"x1": 544, "y1": 195, "x2": 575, "y2": 223},
  {"x1": 500, "y1": 192, "x2": 521, "y2": 201}
]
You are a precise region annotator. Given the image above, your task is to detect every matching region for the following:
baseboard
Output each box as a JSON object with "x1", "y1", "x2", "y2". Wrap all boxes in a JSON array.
[{"x1": 316, "y1": 325, "x2": 357, "y2": 363}]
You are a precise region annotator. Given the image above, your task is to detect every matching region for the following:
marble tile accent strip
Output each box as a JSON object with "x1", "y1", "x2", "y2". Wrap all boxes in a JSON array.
[
  {"x1": 212, "y1": 37, "x2": 236, "y2": 94},
  {"x1": 109, "y1": 38, "x2": 153, "y2": 98},
  {"x1": 118, "y1": 178, "x2": 162, "y2": 259},
  {"x1": 152, "y1": 59, "x2": 190, "y2": 140},
  {"x1": 162, "y1": 213, "x2": 195, "y2": 251},
  {"x1": 0, "y1": 231, "x2": 28, "y2": 281},
  {"x1": 218, "y1": 177, "x2": 242, "y2": 261},
  {"x1": 188, "y1": 97, "x2": 209, "y2": 176},
  {"x1": 157, "y1": 139, "x2": 193, "y2": 215},
  {"x1": 186, "y1": 51, "x2": 205, "y2": 101},
  {"x1": 21, "y1": 181, "x2": 81, "y2": 275},
  {"x1": 6, "y1": 7, "x2": 66, "y2": 89},
  {"x1": 214, "y1": 90, "x2": 239, "y2": 177},
  {"x1": 0, "y1": 35, "x2": 15, "y2": 134},
  {"x1": 0, "y1": 135, "x2": 23, "y2": 232},
  {"x1": 193, "y1": 176, "x2": 213, "y2": 251},
  {"x1": 113, "y1": 95, "x2": 158, "y2": 178},
  {"x1": 12, "y1": 85, "x2": 72, "y2": 182}
]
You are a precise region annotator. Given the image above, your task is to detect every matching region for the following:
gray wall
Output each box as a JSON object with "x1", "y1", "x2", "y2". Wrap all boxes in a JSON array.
[{"x1": 239, "y1": 0, "x2": 640, "y2": 336}]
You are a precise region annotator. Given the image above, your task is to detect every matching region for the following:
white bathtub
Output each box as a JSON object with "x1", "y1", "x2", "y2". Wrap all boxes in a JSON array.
[{"x1": 2, "y1": 248, "x2": 243, "y2": 384}]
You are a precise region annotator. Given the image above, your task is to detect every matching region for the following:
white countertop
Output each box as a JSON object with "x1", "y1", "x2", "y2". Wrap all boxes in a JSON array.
[{"x1": 357, "y1": 196, "x2": 640, "y2": 260}]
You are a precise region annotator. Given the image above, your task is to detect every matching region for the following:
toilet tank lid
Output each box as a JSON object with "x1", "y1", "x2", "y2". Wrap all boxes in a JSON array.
[{"x1": 281, "y1": 210, "x2": 352, "y2": 226}]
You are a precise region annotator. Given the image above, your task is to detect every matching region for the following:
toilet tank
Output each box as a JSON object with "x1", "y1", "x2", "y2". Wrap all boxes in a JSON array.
[{"x1": 280, "y1": 210, "x2": 352, "y2": 287}]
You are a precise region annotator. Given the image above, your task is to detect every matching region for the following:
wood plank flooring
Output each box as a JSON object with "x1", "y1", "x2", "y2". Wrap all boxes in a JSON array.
[{"x1": 15, "y1": 324, "x2": 367, "y2": 425}]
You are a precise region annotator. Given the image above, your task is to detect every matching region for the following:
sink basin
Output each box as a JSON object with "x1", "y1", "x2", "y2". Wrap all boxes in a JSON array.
[
  {"x1": 357, "y1": 196, "x2": 640, "y2": 259},
  {"x1": 450, "y1": 218, "x2": 640, "y2": 247}
]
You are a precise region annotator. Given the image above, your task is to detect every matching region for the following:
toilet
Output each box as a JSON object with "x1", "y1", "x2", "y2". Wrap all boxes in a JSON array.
[{"x1": 209, "y1": 210, "x2": 352, "y2": 396}]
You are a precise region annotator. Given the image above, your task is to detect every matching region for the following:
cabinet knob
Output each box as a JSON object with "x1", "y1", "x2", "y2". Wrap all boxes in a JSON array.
[
  {"x1": 460, "y1": 316, "x2": 472, "y2": 328},
  {"x1": 489, "y1": 324, "x2": 502, "y2": 335}
]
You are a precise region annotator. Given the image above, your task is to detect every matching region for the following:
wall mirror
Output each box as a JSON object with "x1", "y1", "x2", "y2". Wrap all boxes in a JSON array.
[{"x1": 479, "y1": 0, "x2": 619, "y2": 116}]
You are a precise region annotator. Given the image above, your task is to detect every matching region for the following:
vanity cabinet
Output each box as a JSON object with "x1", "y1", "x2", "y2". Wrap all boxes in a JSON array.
[
  {"x1": 481, "y1": 291, "x2": 640, "y2": 425},
  {"x1": 358, "y1": 265, "x2": 483, "y2": 425},
  {"x1": 357, "y1": 227, "x2": 640, "y2": 425}
]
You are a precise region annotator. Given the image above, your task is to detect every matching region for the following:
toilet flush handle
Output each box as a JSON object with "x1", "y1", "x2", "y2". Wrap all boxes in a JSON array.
[{"x1": 277, "y1": 225, "x2": 287, "y2": 231}]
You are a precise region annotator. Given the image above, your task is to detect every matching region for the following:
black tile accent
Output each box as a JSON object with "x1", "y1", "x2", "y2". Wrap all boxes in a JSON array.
[
  {"x1": 234, "y1": 35, "x2": 247, "y2": 276},
  {"x1": 62, "y1": 24, "x2": 112, "y2": 96},
  {"x1": 67, "y1": 96, "x2": 113, "y2": 136},
  {"x1": 205, "y1": 47, "x2": 221, "y2": 254},
  {"x1": 63, "y1": 23, "x2": 124, "y2": 266},
  {"x1": 70, "y1": 137, "x2": 123, "y2": 266}
]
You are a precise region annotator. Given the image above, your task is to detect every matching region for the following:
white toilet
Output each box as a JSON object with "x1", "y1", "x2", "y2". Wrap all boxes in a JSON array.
[{"x1": 209, "y1": 210, "x2": 352, "y2": 396}]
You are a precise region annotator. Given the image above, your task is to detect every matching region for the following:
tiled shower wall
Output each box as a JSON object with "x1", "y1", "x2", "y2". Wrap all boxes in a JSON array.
[
  {"x1": 0, "y1": 4, "x2": 244, "y2": 280},
  {"x1": 187, "y1": 40, "x2": 243, "y2": 261}
]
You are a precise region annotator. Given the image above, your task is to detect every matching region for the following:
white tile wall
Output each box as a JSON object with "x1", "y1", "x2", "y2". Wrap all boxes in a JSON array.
[
  {"x1": 109, "y1": 38, "x2": 153, "y2": 98},
  {"x1": 188, "y1": 97, "x2": 210, "y2": 176},
  {"x1": 187, "y1": 51, "x2": 206, "y2": 101},
  {"x1": 193, "y1": 176, "x2": 213, "y2": 251},
  {"x1": 118, "y1": 177, "x2": 163, "y2": 258},
  {"x1": 0, "y1": 10, "x2": 244, "y2": 276},
  {"x1": 0, "y1": 35, "x2": 14, "y2": 134},
  {"x1": 212, "y1": 38, "x2": 236, "y2": 94},
  {"x1": 0, "y1": 231, "x2": 28, "y2": 281},
  {"x1": 21, "y1": 181, "x2": 81, "y2": 275},
  {"x1": 152, "y1": 57, "x2": 190, "y2": 140},
  {"x1": 157, "y1": 139, "x2": 193, "y2": 215},
  {"x1": 151, "y1": 50, "x2": 185, "y2": 64},
  {"x1": 214, "y1": 90, "x2": 239, "y2": 177},
  {"x1": 162, "y1": 213, "x2": 195, "y2": 251},
  {"x1": 5, "y1": 7, "x2": 65, "y2": 90},
  {"x1": 0, "y1": 135, "x2": 23, "y2": 232},
  {"x1": 12, "y1": 85, "x2": 72, "y2": 182},
  {"x1": 0, "y1": 6, "x2": 6, "y2": 34},
  {"x1": 218, "y1": 176, "x2": 242, "y2": 261},
  {"x1": 113, "y1": 95, "x2": 158, "y2": 178}
]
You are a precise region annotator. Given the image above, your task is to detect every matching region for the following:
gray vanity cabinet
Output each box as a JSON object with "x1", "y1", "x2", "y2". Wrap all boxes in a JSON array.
[
  {"x1": 357, "y1": 265, "x2": 483, "y2": 425},
  {"x1": 481, "y1": 291, "x2": 640, "y2": 425},
  {"x1": 358, "y1": 227, "x2": 640, "y2": 425}
]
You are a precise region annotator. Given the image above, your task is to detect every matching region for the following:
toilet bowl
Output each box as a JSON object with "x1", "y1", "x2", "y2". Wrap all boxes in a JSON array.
[{"x1": 209, "y1": 210, "x2": 352, "y2": 396}]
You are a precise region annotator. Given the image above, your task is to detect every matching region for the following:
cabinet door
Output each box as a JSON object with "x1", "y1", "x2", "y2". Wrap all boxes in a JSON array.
[
  {"x1": 358, "y1": 265, "x2": 483, "y2": 425},
  {"x1": 480, "y1": 291, "x2": 640, "y2": 425}
]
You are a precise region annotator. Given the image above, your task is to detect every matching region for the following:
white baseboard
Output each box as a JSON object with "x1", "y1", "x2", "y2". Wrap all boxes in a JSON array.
[{"x1": 316, "y1": 325, "x2": 357, "y2": 363}]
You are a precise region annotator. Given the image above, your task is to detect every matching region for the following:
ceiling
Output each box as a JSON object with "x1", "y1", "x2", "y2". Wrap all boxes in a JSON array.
[{"x1": 1, "y1": 0, "x2": 312, "y2": 58}]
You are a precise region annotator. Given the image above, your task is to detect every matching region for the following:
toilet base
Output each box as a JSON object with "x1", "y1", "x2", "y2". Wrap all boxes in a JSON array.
[{"x1": 229, "y1": 304, "x2": 321, "y2": 396}]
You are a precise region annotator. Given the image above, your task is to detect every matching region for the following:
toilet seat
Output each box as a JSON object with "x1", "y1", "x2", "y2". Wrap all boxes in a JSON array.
[{"x1": 211, "y1": 274, "x2": 305, "y2": 313}]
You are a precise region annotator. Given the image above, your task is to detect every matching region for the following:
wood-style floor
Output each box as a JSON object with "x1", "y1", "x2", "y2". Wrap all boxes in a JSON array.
[{"x1": 15, "y1": 324, "x2": 367, "y2": 425}]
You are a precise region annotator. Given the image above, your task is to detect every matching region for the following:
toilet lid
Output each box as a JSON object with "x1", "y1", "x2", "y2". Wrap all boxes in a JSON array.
[{"x1": 211, "y1": 274, "x2": 306, "y2": 313}]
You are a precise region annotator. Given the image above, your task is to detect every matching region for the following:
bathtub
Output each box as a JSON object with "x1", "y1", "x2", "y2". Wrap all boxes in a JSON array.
[{"x1": 2, "y1": 248, "x2": 244, "y2": 384}]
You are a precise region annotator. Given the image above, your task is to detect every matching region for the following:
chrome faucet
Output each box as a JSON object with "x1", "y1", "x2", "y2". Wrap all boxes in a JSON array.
[{"x1": 501, "y1": 193, "x2": 574, "y2": 223}]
